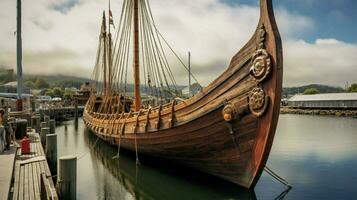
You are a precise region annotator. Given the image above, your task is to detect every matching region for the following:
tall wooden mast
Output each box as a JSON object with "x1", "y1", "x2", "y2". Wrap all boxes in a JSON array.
[
  {"x1": 102, "y1": 12, "x2": 108, "y2": 95},
  {"x1": 133, "y1": 0, "x2": 141, "y2": 111},
  {"x1": 108, "y1": 1, "x2": 112, "y2": 94}
]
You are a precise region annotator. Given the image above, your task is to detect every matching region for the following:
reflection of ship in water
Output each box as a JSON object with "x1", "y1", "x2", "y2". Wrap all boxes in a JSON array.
[{"x1": 84, "y1": 130, "x2": 257, "y2": 200}]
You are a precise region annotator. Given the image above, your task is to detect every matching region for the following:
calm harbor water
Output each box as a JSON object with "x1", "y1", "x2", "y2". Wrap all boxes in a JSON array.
[{"x1": 55, "y1": 114, "x2": 357, "y2": 200}]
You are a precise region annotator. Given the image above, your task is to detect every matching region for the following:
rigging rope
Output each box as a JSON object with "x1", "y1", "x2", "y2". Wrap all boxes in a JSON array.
[
  {"x1": 77, "y1": 136, "x2": 100, "y2": 161},
  {"x1": 264, "y1": 166, "x2": 292, "y2": 188},
  {"x1": 89, "y1": 0, "x2": 202, "y2": 110},
  {"x1": 154, "y1": 27, "x2": 200, "y2": 85}
]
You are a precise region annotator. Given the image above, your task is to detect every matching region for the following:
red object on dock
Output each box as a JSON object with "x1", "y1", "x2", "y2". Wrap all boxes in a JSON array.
[{"x1": 21, "y1": 136, "x2": 30, "y2": 154}]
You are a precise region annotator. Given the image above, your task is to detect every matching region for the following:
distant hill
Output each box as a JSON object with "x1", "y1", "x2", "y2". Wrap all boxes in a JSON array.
[
  {"x1": 23, "y1": 74, "x2": 91, "y2": 89},
  {"x1": 3, "y1": 66, "x2": 346, "y2": 97},
  {"x1": 23, "y1": 74, "x2": 187, "y2": 92},
  {"x1": 283, "y1": 84, "x2": 345, "y2": 98}
]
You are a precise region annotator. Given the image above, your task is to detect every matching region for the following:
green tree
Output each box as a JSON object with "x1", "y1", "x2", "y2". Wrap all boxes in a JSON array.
[
  {"x1": 52, "y1": 87, "x2": 64, "y2": 98},
  {"x1": 347, "y1": 83, "x2": 357, "y2": 92},
  {"x1": 35, "y1": 78, "x2": 50, "y2": 89},
  {"x1": 45, "y1": 89, "x2": 54, "y2": 97},
  {"x1": 63, "y1": 88, "x2": 75, "y2": 100},
  {"x1": 304, "y1": 88, "x2": 320, "y2": 95},
  {"x1": 24, "y1": 80, "x2": 35, "y2": 89}
]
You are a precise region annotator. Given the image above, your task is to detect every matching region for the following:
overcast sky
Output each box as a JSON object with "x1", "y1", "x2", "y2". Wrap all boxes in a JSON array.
[{"x1": 0, "y1": 0, "x2": 356, "y2": 87}]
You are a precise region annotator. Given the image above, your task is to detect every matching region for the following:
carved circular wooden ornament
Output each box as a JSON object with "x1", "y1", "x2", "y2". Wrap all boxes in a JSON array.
[
  {"x1": 249, "y1": 87, "x2": 269, "y2": 117},
  {"x1": 250, "y1": 49, "x2": 271, "y2": 82}
]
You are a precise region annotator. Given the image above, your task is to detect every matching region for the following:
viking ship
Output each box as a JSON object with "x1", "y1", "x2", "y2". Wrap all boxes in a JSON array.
[{"x1": 83, "y1": 0, "x2": 282, "y2": 189}]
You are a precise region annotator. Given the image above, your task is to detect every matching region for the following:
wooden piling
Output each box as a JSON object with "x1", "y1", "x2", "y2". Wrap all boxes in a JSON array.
[
  {"x1": 31, "y1": 115, "x2": 40, "y2": 132},
  {"x1": 46, "y1": 134, "x2": 57, "y2": 176},
  {"x1": 0, "y1": 126, "x2": 5, "y2": 152},
  {"x1": 44, "y1": 115, "x2": 50, "y2": 126},
  {"x1": 15, "y1": 119, "x2": 27, "y2": 139},
  {"x1": 74, "y1": 101, "x2": 78, "y2": 119},
  {"x1": 31, "y1": 100, "x2": 36, "y2": 112},
  {"x1": 58, "y1": 155, "x2": 77, "y2": 200},
  {"x1": 49, "y1": 119, "x2": 56, "y2": 134},
  {"x1": 40, "y1": 127, "x2": 50, "y2": 147},
  {"x1": 40, "y1": 121, "x2": 48, "y2": 129}
]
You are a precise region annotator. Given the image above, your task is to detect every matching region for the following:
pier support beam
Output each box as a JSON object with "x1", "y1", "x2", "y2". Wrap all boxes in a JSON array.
[
  {"x1": 44, "y1": 115, "x2": 50, "y2": 126},
  {"x1": 49, "y1": 119, "x2": 56, "y2": 134},
  {"x1": 74, "y1": 101, "x2": 78, "y2": 119},
  {"x1": 46, "y1": 134, "x2": 57, "y2": 176},
  {"x1": 31, "y1": 115, "x2": 40, "y2": 132},
  {"x1": 40, "y1": 127, "x2": 50, "y2": 147},
  {"x1": 58, "y1": 155, "x2": 77, "y2": 200},
  {"x1": 15, "y1": 119, "x2": 27, "y2": 139},
  {"x1": 40, "y1": 121, "x2": 48, "y2": 129},
  {"x1": 31, "y1": 100, "x2": 35, "y2": 112}
]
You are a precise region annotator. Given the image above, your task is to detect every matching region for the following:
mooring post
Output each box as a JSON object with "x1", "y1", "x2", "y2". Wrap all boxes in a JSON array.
[
  {"x1": 58, "y1": 155, "x2": 77, "y2": 200},
  {"x1": 31, "y1": 116, "x2": 35, "y2": 128},
  {"x1": 31, "y1": 100, "x2": 36, "y2": 112},
  {"x1": 15, "y1": 119, "x2": 27, "y2": 139},
  {"x1": 0, "y1": 126, "x2": 5, "y2": 152},
  {"x1": 35, "y1": 115, "x2": 41, "y2": 132},
  {"x1": 74, "y1": 100, "x2": 78, "y2": 119},
  {"x1": 40, "y1": 121, "x2": 48, "y2": 129},
  {"x1": 40, "y1": 127, "x2": 50, "y2": 147},
  {"x1": 41, "y1": 119, "x2": 48, "y2": 129},
  {"x1": 31, "y1": 115, "x2": 40, "y2": 132},
  {"x1": 49, "y1": 119, "x2": 56, "y2": 134},
  {"x1": 44, "y1": 115, "x2": 50, "y2": 126},
  {"x1": 46, "y1": 134, "x2": 57, "y2": 176}
]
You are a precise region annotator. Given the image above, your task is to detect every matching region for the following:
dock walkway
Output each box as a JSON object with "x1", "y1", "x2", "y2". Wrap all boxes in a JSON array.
[
  {"x1": 10, "y1": 132, "x2": 58, "y2": 200},
  {"x1": 0, "y1": 145, "x2": 17, "y2": 200}
]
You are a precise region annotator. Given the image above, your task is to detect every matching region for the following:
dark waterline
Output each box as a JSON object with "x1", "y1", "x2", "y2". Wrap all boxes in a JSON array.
[{"x1": 55, "y1": 115, "x2": 357, "y2": 200}]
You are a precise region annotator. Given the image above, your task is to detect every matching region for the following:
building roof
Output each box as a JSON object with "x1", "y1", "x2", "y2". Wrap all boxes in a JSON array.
[
  {"x1": 3, "y1": 81, "x2": 17, "y2": 87},
  {"x1": 289, "y1": 93, "x2": 357, "y2": 102},
  {"x1": 0, "y1": 92, "x2": 33, "y2": 99}
]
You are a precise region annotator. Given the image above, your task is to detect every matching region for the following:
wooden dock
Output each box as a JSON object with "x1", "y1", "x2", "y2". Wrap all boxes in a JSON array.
[
  {"x1": 39, "y1": 106, "x2": 84, "y2": 120},
  {"x1": 10, "y1": 132, "x2": 58, "y2": 200},
  {"x1": 0, "y1": 145, "x2": 17, "y2": 200}
]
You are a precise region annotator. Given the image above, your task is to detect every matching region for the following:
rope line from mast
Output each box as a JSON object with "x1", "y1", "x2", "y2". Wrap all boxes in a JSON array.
[{"x1": 88, "y1": 0, "x2": 202, "y2": 114}]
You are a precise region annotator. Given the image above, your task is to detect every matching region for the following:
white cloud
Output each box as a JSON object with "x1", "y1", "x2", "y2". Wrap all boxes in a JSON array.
[
  {"x1": 275, "y1": 8, "x2": 314, "y2": 38},
  {"x1": 0, "y1": 0, "x2": 355, "y2": 87},
  {"x1": 283, "y1": 38, "x2": 357, "y2": 87}
]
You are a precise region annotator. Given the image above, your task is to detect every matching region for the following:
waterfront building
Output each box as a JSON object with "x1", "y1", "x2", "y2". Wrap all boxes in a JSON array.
[
  {"x1": 288, "y1": 93, "x2": 357, "y2": 109},
  {"x1": 0, "y1": 81, "x2": 31, "y2": 94}
]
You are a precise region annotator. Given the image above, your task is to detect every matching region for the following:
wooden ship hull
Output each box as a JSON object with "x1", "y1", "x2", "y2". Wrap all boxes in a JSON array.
[
  {"x1": 83, "y1": 0, "x2": 282, "y2": 189},
  {"x1": 84, "y1": 131, "x2": 257, "y2": 199}
]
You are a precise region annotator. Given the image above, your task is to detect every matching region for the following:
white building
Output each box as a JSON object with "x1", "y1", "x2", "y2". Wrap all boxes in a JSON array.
[{"x1": 288, "y1": 93, "x2": 357, "y2": 108}]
